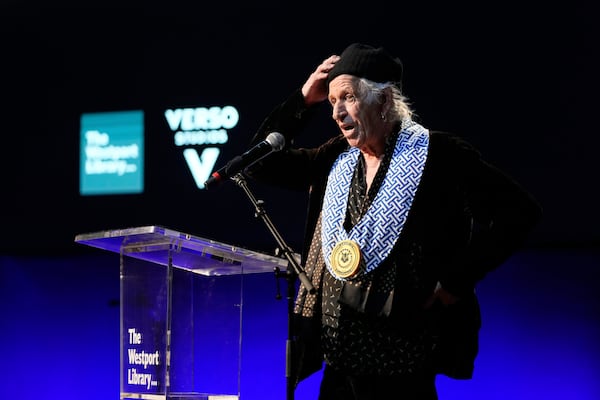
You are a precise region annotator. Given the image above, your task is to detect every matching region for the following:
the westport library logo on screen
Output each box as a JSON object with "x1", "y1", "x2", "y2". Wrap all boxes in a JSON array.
[{"x1": 80, "y1": 110, "x2": 144, "y2": 195}]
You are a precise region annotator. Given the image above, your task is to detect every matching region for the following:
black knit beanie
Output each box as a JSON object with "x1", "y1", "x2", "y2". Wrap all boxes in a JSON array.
[{"x1": 326, "y1": 43, "x2": 403, "y2": 88}]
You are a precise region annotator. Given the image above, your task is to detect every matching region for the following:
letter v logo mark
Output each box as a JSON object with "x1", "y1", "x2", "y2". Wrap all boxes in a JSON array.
[{"x1": 182, "y1": 147, "x2": 220, "y2": 189}]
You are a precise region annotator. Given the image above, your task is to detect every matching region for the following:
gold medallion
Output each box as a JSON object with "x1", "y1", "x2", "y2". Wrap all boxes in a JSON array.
[{"x1": 330, "y1": 240, "x2": 361, "y2": 278}]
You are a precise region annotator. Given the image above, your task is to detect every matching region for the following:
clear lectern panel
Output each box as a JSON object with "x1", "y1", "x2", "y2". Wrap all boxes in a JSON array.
[{"x1": 74, "y1": 226, "x2": 288, "y2": 400}]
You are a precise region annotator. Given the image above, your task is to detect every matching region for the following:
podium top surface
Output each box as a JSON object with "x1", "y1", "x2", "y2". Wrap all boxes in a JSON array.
[{"x1": 74, "y1": 225, "x2": 289, "y2": 276}]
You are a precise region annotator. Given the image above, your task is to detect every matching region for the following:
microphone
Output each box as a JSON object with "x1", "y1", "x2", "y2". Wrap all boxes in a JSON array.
[{"x1": 204, "y1": 132, "x2": 285, "y2": 189}]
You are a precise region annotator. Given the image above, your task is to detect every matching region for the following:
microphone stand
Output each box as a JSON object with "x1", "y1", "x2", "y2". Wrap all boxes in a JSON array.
[{"x1": 230, "y1": 173, "x2": 315, "y2": 400}]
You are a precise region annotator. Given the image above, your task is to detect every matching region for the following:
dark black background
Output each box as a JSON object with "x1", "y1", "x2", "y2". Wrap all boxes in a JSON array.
[{"x1": 2, "y1": 2, "x2": 598, "y2": 255}]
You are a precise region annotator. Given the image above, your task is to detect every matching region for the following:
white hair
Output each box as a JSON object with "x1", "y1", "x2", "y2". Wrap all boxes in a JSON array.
[{"x1": 355, "y1": 77, "x2": 414, "y2": 122}]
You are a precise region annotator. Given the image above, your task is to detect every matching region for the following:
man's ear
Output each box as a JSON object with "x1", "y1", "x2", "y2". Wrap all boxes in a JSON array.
[{"x1": 380, "y1": 87, "x2": 393, "y2": 112}]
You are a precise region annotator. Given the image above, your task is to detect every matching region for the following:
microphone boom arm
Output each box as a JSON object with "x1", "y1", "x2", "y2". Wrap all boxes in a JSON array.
[
  {"x1": 231, "y1": 172, "x2": 312, "y2": 400},
  {"x1": 230, "y1": 173, "x2": 315, "y2": 294}
]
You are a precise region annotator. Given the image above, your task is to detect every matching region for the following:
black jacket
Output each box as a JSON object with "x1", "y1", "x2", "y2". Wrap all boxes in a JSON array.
[{"x1": 247, "y1": 89, "x2": 542, "y2": 382}]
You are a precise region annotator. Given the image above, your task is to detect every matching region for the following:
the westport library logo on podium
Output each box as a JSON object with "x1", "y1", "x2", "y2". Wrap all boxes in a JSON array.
[
  {"x1": 80, "y1": 110, "x2": 144, "y2": 195},
  {"x1": 125, "y1": 327, "x2": 161, "y2": 390}
]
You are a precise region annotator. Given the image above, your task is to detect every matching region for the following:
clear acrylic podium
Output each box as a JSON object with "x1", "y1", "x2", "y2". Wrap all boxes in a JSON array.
[{"x1": 75, "y1": 225, "x2": 288, "y2": 400}]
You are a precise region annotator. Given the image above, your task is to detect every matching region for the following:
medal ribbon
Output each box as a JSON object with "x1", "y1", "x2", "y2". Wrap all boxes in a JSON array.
[{"x1": 321, "y1": 121, "x2": 430, "y2": 280}]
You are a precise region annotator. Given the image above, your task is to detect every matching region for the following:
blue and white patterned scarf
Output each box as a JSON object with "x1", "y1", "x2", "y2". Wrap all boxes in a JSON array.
[{"x1": 321, "y1": 121, "x2": 430, "y2": 280}]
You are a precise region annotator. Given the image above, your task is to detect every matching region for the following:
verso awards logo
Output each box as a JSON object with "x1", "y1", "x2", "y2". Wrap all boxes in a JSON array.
[{"x1": 164, "y1": 105, "x2": 239, "y2": 189}]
